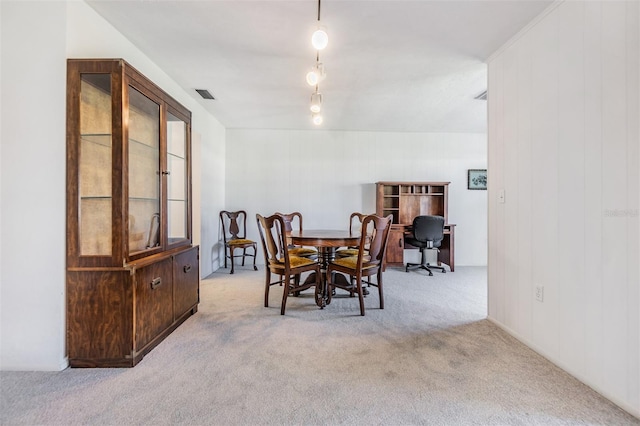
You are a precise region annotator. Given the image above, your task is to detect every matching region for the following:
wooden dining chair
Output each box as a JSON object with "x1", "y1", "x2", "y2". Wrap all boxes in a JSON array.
[
  {"x1": 326, "y1": 214, "x2": 393, "y2": 316},
  {"x1": 275, "y1": 211, "x2": 318, "y2": 258},
  {"x1": 336, "y1": 212, "x2": 370, "y2": 258},
  {"x1": 256, "y1": 213, "x2": 321, "y2": 315},
  {"x1": 219, "y1": 210, "x2": 258, "y2": 274}
]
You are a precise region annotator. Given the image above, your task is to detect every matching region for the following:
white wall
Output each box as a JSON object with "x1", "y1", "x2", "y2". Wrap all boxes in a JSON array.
[
  {"x1": 1, "y1": 1, "x2": 68, "y2": 371},
  {"x1": 0, "y1": 1, "x2": 225, "y2": 370},
  {"x1": 225, "y1": 129, "x2": 487, "y2": 267},
  {"x1": 488, "y1": 0, "x2": 639, "y2": 417}
]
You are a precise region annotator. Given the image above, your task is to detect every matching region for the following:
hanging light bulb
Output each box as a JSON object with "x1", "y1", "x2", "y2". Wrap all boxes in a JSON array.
[
  {"x1": 305, "y1": 62, "x2": 326, "y2": 86},
  {"x1": 311, "y1": 26, "x2": 328, "y2": 50},
  {"x1": 310, "y1": 90, "x2": 322, "y2": 113},
  {"x1": 312, "y1": 113, "x2": 323, "y2": 125}
]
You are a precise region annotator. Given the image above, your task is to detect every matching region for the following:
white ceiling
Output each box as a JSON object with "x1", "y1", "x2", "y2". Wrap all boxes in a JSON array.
[{"x1": 86, "y1": 0, "x2": 552, "y2": 133}]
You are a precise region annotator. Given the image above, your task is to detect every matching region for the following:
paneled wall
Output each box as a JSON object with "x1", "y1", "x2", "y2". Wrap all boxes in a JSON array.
[
  {"x1": 224, "y1": 129, "x2": 487, "y2": 267},
  {"x1": 488, "y1": 1, "x2": 639, "y2": 416}
]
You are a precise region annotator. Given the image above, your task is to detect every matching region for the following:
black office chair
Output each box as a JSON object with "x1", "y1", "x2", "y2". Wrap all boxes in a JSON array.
[{"x1": 405, "y1": 215, "x2": 446, "y2": 276}]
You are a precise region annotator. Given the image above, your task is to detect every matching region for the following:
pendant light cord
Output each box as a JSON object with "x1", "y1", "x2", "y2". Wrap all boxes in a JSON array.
[{"x1": 316, "y1": 0, "x2": 321, "y2": 64}]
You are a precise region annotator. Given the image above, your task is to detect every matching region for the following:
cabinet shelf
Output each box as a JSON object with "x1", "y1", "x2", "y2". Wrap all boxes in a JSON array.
[
  {"x1": 168, "y1": 152, "x2": 186, "y2": 160},
  {"x1": 130, "y1": 137, "x2": 158, "y2": 149},
  {"x1": 130, "y1": 196, "x2": 160, "y2": 202},
  {"x1": 81, "y1": 134, "x2": 112, "y2": 147}
]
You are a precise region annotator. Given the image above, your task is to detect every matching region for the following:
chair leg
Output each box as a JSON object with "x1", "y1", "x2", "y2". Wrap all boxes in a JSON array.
[
  {"x1": 293, "y1": 274, "x2": 301, "y2": 296},
  {"x1": 229, "y1": 248, "x2": 235, "y2": 274},
  {"x1": 280, "y1": 274, "x2": 290, "y2": 315},
  {"x1": 356, "y1": 274, "x2": 365, "y2": 316},
  {"x1": 241, "y1": 248, "x2": 246, "y2": 266},
  {"x1": 252, "y1": 244, "x2": 258, "y2": 271},
  {"x1": 224, "y1": 248, "x2": 228, "y2": 269},
  {"x1": 377, "y1": 271, "x2": 384, "y2": 310},
  {"x1": 264, "y1": 269, "x2": 271, "y2": 307}
]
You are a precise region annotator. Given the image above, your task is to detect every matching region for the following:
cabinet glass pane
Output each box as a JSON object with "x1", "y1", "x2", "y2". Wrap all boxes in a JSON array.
[
  {"x1": 79, "y1": 74, "x2": 112, "y2": 256},
  {"x1": 128, "y1": 87, "x2": 160, "y2": 254},
  {"x1": 167, "y1": 113, "x2": 187, "y2": 243}
]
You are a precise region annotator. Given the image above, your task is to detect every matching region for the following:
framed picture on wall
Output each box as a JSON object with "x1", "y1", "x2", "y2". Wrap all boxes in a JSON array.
[{"x1": 468, "y1": 169, "x2": 487, "y2": 190}]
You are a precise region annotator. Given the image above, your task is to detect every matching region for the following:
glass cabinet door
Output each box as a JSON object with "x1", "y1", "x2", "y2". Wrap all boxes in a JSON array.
[
  {"x1": 68, "y1": 59, "x2": 193, "y2": 269},
  {"x1": 166, "y1": 112, "x2": 188, "y2": 244},
  {"x1": 79, "y1": 73, "x2": 112, "y2": 256},
  {"x1": 128, "y1": 86, "x2": 161, "y2": 256}
]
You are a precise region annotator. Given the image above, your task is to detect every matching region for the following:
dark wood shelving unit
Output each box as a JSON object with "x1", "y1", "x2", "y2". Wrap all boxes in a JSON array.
[{"x1": 376, "y1": 181, "x2": 455, "y2": 271}]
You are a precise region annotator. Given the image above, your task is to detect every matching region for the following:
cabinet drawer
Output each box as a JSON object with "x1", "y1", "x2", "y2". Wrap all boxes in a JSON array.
[
  {"x1": 134, "y1": 257, "x2": 173, "y2": 350},
  {"x1": 173, "y1": 246, "x2": 200, "y2": 319}
]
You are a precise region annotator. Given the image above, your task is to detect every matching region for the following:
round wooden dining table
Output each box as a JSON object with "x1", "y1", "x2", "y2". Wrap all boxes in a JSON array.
[{"x1": 290, "y1": 229, "x2": 360, "y2": 308}]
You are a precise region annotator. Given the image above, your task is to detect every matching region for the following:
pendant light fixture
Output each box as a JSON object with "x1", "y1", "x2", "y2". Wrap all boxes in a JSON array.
[
  {"x1": 308, "y1": 0, "x2": 326, "y2": 126},
  {"x1": 310, "y1": 88, "x2": 322, "y2": 113},
  {"x1": 312, "y1": 27, "x2": 329, "y2": 50},
  {"x1": 311, "y1": 0, "x2": 328, "y2": 50},
  {"x1": 305, "y1": 59, "x2": 325, "y2": 86}
]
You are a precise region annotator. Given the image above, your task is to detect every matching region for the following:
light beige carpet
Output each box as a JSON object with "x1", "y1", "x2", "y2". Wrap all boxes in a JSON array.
[{"x1": 1, "y1": 266, "x2": 638, "y2": 425}]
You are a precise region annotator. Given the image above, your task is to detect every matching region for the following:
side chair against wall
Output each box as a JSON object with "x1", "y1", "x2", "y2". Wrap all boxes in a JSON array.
[
  {"x1": 404, "y1": 215, "x2": 446, "y2": 276},
  {"x1": 275, "y1": 211, "x2": 318, "y2": 258},
  {"x1": 256, "y1": 213, "x2": 321, "y2": 315},
  {"x1": 219, "y1": 210, "x2": 258, "y2": 274},
  {"x1": 326, "y1": 214, "x2": 393, "y2": 316}
]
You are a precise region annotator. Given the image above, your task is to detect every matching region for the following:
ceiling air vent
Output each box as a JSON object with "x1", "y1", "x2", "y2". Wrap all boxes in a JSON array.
[
  {"x1": 475, "y1": 90, "x2": 487, "y2": 101},
  {"x1": 196, "y1": 89, "x2": 215, "y2": 100}
]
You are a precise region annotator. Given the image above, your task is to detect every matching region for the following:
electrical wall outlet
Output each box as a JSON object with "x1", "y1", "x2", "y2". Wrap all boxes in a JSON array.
[
  {"x1": 535, "y1": 285, "x2": 544, "y2": 302},
  {"x1": 498, "y1": 189, "x2": 506, "y2": 204}
]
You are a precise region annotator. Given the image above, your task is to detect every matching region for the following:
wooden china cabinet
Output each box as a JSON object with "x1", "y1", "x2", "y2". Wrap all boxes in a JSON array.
[
  {"x1": 66, "y1": 59, "x2": 199, "y2": 367},
  {"x1": 376, "y1": 182, "x2": 455, "y2": 271}
]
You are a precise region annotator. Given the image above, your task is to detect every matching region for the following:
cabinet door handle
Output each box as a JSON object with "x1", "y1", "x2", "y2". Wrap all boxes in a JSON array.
[
  {"x1": 183, "y1": 264, "x2": 192, "y2": 273},
  {"x1": 399, "y1": 238, "x2": 403, "y2": 247},
  {"x1": 150, "y1": 277, "x2": 162, "y2": 289}
]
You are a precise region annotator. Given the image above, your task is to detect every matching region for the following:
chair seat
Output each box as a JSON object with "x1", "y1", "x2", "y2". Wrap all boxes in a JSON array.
[
  {"x1": 288, "y1": 247, "x2": 318, "y2": 257},
  {"x1": 227, "y1": 238, "x2": 255, "y2": 246},
  {"x1": 335, "y1": 248, "x2": 359, "y2": 257},
  {"x1": 330, "y1": 255, "x2": 373, "y2": 270},
  {"x1": 271, "y1": 255, "x2": 318, "y2": 270}
]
